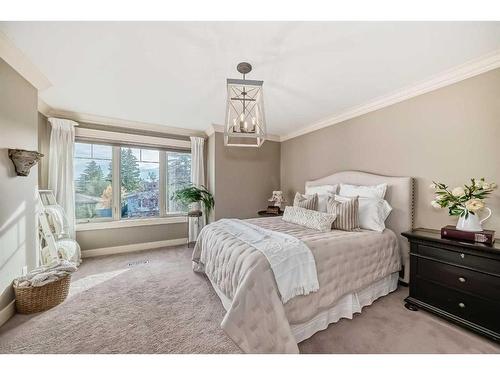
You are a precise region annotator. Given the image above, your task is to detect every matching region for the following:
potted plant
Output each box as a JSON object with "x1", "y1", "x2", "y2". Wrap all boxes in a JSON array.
[
  {"x1": 430, "y1": 178, "x2": 497, "y2": 232},
  {"x1": 171, "y1": 185, "x2": 215, "y2": 220}
]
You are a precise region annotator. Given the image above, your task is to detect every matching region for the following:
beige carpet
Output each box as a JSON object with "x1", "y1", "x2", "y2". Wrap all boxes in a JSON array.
[{"x1": 0, "y1": 245, "x2": 498, "y2": 354}]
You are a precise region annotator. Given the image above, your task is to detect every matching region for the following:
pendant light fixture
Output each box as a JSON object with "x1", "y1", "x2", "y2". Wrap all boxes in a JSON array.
[{"x1": 224, "y1": 62, "x2": 267, "y2": 147}]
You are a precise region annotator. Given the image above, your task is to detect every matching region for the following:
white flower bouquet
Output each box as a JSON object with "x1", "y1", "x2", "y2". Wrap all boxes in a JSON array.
[{"x1": 430, "y1": 178, "x2": 497, "y2": 218}]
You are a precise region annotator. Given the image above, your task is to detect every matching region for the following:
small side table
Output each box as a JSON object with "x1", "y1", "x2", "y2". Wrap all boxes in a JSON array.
[
  {"x1": 257, "y1": 209, "x2": 283, "y2": 217},
  {"x1": 188, "y1": 210, "x2": 203, "y2": 248}
]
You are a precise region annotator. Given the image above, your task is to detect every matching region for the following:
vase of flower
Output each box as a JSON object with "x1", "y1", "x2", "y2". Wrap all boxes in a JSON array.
[{"x1": 430, "y1": 178, "x2": 497, "y2": 232}]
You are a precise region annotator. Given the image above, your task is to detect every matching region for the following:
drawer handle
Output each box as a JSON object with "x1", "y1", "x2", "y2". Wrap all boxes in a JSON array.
[
  {"x1": 460, "y1": 253, "x2": 465, "y2": 259},
  {"x1": 458, "y1": 277, "x2": 467, "y2": 283},
  {"x1": 458, "y1": 302, "x2": 466, "y2": 309}
]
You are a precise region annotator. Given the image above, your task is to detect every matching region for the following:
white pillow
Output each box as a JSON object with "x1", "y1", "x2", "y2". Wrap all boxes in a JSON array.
[
  {"x1": 283, "y1": 206, "x2": 336, "y2": 232},
  {"x1": 335, "y1": 195, "x2": 392, "y2": 232},
  {"x1": 339, "y1": 183, "x2": 387, "y2": 199},
  {"x1": 359, "y1": 197, "x2": 392, "y2": 232},
  {"x1": 305, "y1": 184, "x2": 338, "y2": 212}
]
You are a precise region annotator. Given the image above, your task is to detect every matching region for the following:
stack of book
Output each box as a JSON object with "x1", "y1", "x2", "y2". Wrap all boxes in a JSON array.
[{"x1": 441, "y1": 225, "x2": 495, "y2": 245}]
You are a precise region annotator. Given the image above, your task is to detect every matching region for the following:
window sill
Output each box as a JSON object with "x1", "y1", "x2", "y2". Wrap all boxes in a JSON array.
[{"x1": 76, "y1": 215, "x2": 188, "y2": 231}]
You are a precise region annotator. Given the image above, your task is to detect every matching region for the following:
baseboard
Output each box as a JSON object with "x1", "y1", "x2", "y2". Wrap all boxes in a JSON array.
[
  {"x1": 81, "y1": 238, "x2": 188, "y2": 258},
  {"x1": 0, "y1": 300, "x2": 15, "y2": 327}
]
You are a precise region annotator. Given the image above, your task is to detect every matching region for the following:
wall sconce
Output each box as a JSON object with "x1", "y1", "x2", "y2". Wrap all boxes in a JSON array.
[{"x1": 8, "y1": 149, "x2": 44, "y2": 176}]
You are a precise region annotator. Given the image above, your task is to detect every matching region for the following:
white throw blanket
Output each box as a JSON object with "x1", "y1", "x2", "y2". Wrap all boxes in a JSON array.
[{"x1": 213, "y1": 219, "x2": 319, "y2": 303}]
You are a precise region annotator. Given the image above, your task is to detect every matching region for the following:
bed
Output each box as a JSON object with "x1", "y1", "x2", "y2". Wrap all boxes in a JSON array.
[{"x1": 192, "y1": 171, "x2": 414, "y2": 353}]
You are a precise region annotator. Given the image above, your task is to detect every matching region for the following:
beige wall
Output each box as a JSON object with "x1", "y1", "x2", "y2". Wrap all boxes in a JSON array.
[
  {"x1": 206, "y1": 133, "x2": 216, "y2": 223},
  {"x1": 281, "y1": 68, "x2": 500, "y2": 233},
  {"x1": 76, "y1": 223, "x2": 187, "y2": 251},
  {"x1": 0, "y1": 58, "x2": 39, "y2": 311},
  {"x1": 212, "y1": 132, "x2": 281, "y2": 220}
]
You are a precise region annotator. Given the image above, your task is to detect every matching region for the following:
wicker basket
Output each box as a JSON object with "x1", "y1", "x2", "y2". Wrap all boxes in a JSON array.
[{"x1": 14, "y1": 274, "x2": 71, "y2": 314}]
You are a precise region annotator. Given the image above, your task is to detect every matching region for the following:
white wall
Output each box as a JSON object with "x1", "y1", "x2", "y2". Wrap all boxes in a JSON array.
[{"x1": 0, "y1": 57, "x2": 39, "y2": 312}]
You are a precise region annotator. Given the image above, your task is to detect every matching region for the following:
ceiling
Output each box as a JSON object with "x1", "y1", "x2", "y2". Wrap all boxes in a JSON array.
[{"x1": 1, "y1": 22, "x2": 500, "y2": 137}]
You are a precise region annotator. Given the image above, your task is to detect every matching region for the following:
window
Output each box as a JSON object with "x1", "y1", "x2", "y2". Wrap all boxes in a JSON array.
[
  {"x1": 121, "y1": 147, "x2": 160, "y2": 219},
  {"x1": 74, "y1": 142, "x2": 191, "y2": 223},
  {"x1": 74, "y1": 143, "x2": 113, "y2": 221}
]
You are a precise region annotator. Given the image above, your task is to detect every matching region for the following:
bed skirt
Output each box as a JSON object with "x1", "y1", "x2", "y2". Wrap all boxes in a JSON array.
[{"x1": 208, "y1": 272, "x2": 399, "y2": 344}]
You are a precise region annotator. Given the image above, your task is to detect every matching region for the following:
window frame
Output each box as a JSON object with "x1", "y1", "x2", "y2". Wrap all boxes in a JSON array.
[
  {"x1": 119, "y1": 145, "x2": 162, "y2": 220},
  {"x1": 74, "y1": 141, "x2": 114, "y2": 224},
  {"x1": 74, "y1": 137, "x2": 192, "y2": 228}
]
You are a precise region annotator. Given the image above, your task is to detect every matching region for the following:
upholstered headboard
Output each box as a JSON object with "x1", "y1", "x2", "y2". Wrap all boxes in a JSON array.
[{"x1": 306, "y1": 170, "x2": 414, "y2": 283}]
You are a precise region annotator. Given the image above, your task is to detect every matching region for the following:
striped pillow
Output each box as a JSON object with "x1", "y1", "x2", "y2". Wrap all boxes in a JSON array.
[
  {"x1": 293, "y1": 192, "x2": 318, "y2": 210},
  {"x1": 327, "y1": 195, "x2": 360, "y2": 231}
]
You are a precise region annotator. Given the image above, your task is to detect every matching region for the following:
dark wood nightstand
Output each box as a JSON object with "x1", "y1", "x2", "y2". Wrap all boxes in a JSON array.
[
  {"x1": 402, "y1": 229, "x2": 500, "y2": 342},
  {"x1": 257, "y1": 209, "x2": 283, "y2": 217}
]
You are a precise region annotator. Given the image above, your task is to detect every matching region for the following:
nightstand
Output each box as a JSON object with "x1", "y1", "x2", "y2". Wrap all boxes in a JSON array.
[
  {"x1": 257, "y1": 209, "x2": 283, "y2": 217},
  {"x1": 402, "y1": 229, "x2": 500, "y2": 342}
]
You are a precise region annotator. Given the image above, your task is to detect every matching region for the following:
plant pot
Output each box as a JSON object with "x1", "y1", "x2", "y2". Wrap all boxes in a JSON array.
[{"x1": 189, "y1": 202, "x2": 201, "y2": 213}]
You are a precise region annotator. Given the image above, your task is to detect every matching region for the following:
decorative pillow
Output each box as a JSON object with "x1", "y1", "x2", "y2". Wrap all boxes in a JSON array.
[
  {"x1": 327, "y1": 195, "x2": 360, "y2": 231},
  {"x1": 293, "y1": 192, "x2": 318, "y2": 210},
  {"x1": 339, "y1": 183, "x2": 388, "y2": 199},
  {"x1": 305, "y1": 184, "x2": 339, "y2": 212},
  {"x1": 357, "y1": 197, "x2": 393, "y2": 232},
  {"x1": 283, "y1": 206, "x2": 336, "y2": 232}
]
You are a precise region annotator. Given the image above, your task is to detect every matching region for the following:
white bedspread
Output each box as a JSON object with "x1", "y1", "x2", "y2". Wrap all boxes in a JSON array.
[{"x1": 207, "y1": 219, "x2": 319, "y2": 303}]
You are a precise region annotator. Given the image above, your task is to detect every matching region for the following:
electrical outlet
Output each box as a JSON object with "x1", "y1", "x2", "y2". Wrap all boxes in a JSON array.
[{"x1": 22, "y1": 266, "x2": 28, "y2": 276}]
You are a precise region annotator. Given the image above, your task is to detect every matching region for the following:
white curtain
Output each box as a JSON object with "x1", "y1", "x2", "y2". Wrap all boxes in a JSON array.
[
  {"x1": 48, "y1": 118, "x2": 78, "y2": 239},
  {"x1": 189, "y1": 136, "x2": 206, "y2": 242}
]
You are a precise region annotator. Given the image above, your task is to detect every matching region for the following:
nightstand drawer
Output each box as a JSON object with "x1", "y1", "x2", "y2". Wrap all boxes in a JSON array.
[
  {"x1": 415, "y1": 278, "x2": 500, "y2": 333},
  {"x1": 417, "y1": 244, "x2": 500, "y2": 275},
  {"x1": 417, "y1": 258, "x2": 500, "y2": 302}
]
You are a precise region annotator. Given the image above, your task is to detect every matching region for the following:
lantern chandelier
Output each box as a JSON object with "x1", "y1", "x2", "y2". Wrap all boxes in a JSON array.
[{"x1": 224, "y1": 62, "x2": 267, "y2": 147}]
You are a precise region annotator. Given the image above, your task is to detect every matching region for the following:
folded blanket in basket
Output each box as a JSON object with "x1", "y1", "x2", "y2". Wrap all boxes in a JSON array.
[{"x1": 14, "y1": 260, "x2": 77, "y2": 288}]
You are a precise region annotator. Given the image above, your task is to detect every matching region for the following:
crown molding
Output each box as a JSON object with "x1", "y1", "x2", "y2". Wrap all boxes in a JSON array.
[
  {"x1": 205, "y1": 123, "x2": 281, "y2": 142},
  {"x1": 204, "y1": 124, "x2": 220, "y2": 137},
  {"x1": 281, "y1": 49, "x2": 500, "y2": 142},
  {"x1": 37, "y1": 97, "x2": 51, "y2": 117},
  {"x1": 45, "y1": 107, "x2": 206, "y2": 138},
  {"x1": 0, "y1": 31, "x2": 51, "y2": 91}
]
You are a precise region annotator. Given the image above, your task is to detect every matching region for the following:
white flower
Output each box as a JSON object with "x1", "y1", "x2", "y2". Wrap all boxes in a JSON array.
[
  {"x1": 431, "y1": 200, "x2": 441, "y2": 209},
  {"x1": 482, "y1": 182, "x2": 491, "y2": 190},
  {"x1": 451, "y1": 187, "x2": 465, "y2": 197},
  {"x1": 491, "y1": 183, "x2": 498, "y2": 189},
  {"x1": 465, "y1": 199, "x2": 485, "y2": 212},
  {"x1": 429, "y1": 183, "x2": 436, "y2": 189}
]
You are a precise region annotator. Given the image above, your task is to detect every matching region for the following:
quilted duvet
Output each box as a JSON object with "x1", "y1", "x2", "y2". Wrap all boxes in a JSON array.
[{"x1": 192, "y1": 216, "x2": 401, "y2": 353}]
